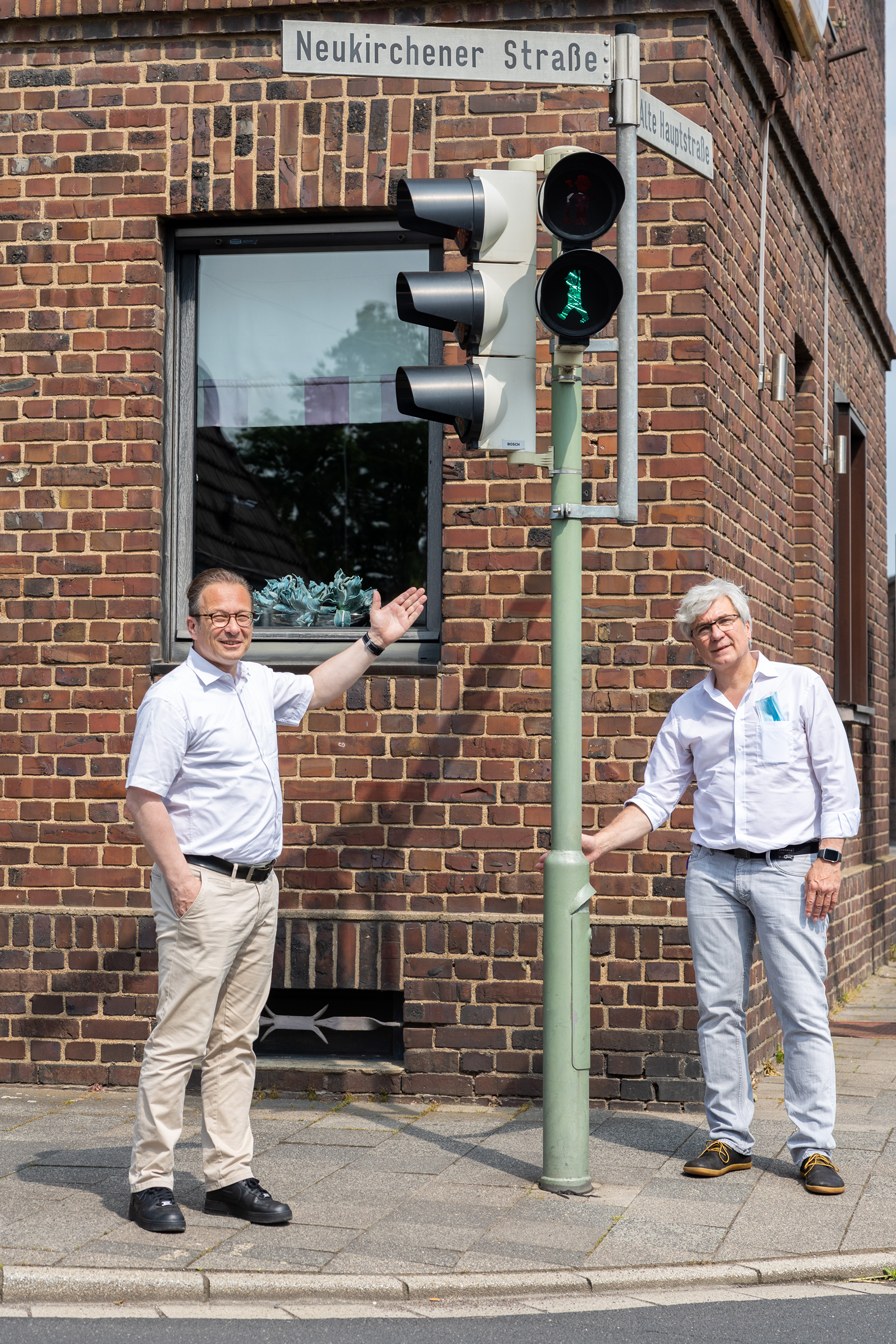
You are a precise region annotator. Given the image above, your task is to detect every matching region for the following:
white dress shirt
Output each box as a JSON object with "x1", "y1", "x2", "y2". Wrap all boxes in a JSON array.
[
  {"x1": 628, "y1": 652, "x2": 860, "y2": 851},
  {"x1": 126, "y1": 648, "x2": 314, "y2": 865}
]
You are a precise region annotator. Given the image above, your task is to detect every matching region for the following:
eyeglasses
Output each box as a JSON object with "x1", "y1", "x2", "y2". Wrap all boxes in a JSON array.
[
  {"x1": 196, "y1": 610, "x2": 255, "y2": 630},
  {"x1": 692, "y1": 613, "x2": 741, "y2": 642}
]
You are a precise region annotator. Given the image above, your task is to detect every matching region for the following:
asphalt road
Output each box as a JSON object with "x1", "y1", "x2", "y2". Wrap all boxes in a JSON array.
[{"x1": 2, "y1": 1292, "x2": 896, "y2": 1344}]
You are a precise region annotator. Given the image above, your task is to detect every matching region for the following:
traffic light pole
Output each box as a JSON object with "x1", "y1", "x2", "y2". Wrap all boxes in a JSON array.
[
  {"x1": 539, "y1": 25, "x2": 640, "y2": 1193},
  {"x1": 540, "y1": 342, "x2": 596, "y2": 1193}
]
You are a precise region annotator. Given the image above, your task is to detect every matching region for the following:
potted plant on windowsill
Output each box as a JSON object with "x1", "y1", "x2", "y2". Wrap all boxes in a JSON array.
[{"x1": 253, "y1": 570, "x2": 374, "y2": 629}]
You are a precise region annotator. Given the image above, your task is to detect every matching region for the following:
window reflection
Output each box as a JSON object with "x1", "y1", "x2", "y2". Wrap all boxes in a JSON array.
[{"x1": 194, "y1": 248, "x2": 430, "y2": 623}]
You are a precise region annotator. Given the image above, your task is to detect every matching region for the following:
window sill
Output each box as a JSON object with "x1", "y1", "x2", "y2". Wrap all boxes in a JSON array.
[
  {"x1": 153, "y1": 636, "x2": 439, "y2": 678},
  {"x1": 837, "y1": 703, "x2": 873, "y2": 726}
]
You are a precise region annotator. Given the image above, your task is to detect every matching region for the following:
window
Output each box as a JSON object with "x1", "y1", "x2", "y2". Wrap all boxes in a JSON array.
[
  {"x1": 163, "y1": 222, "x2": 442, "y2": 667},
  {"x1": 832, "y1": 388, "x2": 869, "y2": 708}
]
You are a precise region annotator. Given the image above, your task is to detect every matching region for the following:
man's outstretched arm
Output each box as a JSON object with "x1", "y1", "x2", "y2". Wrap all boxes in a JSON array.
[
  {"x1": 538, "y1": 803, "x2": 653, "y2": 870},
  {"x1": 581, "y1": 803, "x2": 654, "y2": 865}
]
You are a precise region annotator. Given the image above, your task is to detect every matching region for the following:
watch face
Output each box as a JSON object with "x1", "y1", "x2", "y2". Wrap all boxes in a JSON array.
[{"x1": 818, "y1": 848, "x2": 842, "y2": 863}]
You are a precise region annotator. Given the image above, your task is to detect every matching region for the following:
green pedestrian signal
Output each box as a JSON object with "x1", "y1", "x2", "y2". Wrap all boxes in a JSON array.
[
  {"x1": 536, "y1": 249, "x2": 623, "y2": 341},
  {"x1": 536, "y1": 150, "x2": 625, "y2": 344},
  {"x1": 558, "y1": 268, "x2": 588, "y2": 325}
]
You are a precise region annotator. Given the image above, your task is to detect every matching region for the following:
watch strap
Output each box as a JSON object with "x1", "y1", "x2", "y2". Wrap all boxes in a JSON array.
[{"x1": 362, "y1": 632, "x2": 385, "y2": 657}]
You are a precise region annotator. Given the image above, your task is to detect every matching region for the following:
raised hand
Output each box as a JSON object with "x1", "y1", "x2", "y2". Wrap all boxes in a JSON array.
[{"x1": 368, "y1": 587, "x2": 427, "y2": 647}]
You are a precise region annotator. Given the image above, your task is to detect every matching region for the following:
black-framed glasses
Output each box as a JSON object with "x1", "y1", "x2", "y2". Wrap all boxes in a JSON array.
[
  {"x1": 692, "y1": 613, "x2": 741, "y2": 642},
  {"x1": 196, "y1": 610, "x2": 255, "y2": 630}
]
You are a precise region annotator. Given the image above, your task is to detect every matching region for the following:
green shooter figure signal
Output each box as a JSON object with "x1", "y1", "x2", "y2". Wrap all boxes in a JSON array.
[{"x1": 536, "y1": 150, "x2": 625, "y2": 343}]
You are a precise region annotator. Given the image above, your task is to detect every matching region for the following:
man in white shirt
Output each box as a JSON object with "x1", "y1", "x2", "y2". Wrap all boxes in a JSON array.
[
  {"x1": 125, "y1": 567, "x2": 426, "y2": 1233},
  {"x1": 581, "y1": 577, "x2": 859, "y2": 1195}
]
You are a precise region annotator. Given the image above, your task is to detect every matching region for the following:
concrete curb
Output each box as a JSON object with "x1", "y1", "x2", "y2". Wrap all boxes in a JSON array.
[
  {"x1": 0, "y1": 1267, "x2": 206, "y2": 1305},
  {"x1": 2, "y1": 1252, "x2": 895, "y2": 1306}
]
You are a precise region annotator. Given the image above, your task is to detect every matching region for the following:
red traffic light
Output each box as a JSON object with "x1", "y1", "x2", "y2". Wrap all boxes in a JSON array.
[{"x1": 538, "y1": 151, "x2": 625, "y2": 244}]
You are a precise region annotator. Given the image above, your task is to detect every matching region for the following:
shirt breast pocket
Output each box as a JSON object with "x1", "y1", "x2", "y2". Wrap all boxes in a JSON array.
[{"x1": 758, "y1": 720, "x2": 794, "y2": 764}]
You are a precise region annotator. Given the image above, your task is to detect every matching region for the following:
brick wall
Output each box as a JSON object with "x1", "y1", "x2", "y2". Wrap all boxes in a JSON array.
[
  {"x1": 1, "y1": 0, "x2": 893, "y2": 1103},
  {"x1": 890, "y1": 578, "x2": 896, "y2": 840}
]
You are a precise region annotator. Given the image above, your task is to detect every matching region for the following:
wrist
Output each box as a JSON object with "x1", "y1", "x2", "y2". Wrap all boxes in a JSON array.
[
  {"x1": 817, "y1": 838, "x2": 843, "y2": 864},
  {"x1": 362, "y1": 631, "x2": 385, "y2": 657},
  {"x1": 167, "y1": 870, "x2": 197, "y2": 894}
]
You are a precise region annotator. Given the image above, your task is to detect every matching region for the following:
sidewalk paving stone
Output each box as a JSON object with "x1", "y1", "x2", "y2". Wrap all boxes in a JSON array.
[
  {"x1": 326, "y1": 1248, "x2": 463, "y2": 1273},
  {"x1": 193, "y1": 1246, "x2": 334, "y2": 1272},
  {"x1": 0, "y1": 1248, "x2": 63, "y2": 1267},
  {"x1": 450, "y1": 1241, "x2": 599, "y2": 1271},
  {"x1": 463, "y1": 1216, "x2": 608, "y2": 1254},
  {"x1": 585, "y1": 1220, "x2": 728, "y2": 1265},
  {"x1": 410, "y1": 1155, "x2": 538, "y2": 1186},
  {"x1": 344, "y1": 1221, "x2": 485, "y2": 1255}
]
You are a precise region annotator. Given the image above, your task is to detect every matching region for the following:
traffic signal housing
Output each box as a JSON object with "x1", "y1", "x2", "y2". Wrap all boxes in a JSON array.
[
  {"x1": 536, "y1": 150, "x2": 625, "y2": 343},
  {"x1": 394, "y1": 169, "x2": 536, "y2": 453}
]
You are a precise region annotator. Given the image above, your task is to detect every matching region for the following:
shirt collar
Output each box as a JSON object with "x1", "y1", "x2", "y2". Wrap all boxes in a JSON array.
[
  {"x1": 700, "y1": 650, "x2": 778, "y2": 704},
  {"x1": 750, "y1": 651, "x2": 779, "y2": 683},
  {"x1": 187, "y1": 646, "x2": 246, "y2": 688}
]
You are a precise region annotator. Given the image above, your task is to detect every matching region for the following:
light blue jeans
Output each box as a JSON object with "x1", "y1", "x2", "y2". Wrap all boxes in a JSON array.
[{"x1": 685, "y1": 845, "x2": 836, "y2": 1166}]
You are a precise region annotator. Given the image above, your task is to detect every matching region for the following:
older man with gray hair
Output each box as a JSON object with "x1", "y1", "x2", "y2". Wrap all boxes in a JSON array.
[{"x1": 580, "y1": 577, "x2": 860, "y2": 1194}]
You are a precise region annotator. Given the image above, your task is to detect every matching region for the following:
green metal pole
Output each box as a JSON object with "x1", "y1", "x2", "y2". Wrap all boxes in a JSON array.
[{"x1": 540, "y1": 343, "x2": 594, "y2": 1194}]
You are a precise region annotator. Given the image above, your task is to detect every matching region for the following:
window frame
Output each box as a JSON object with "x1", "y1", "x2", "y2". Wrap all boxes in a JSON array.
[
  {"x1": 160, "y1": 218, "x2": 443, "y2": 672},
  {"x1": 832, "y1": 386, "x2": 869, "y2": 711}
]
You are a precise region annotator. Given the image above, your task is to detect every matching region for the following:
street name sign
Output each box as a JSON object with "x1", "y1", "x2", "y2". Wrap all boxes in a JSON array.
[
  {"x1": 638, "y1": 89, "x2": 714, "y2": 179},
  {"x1": 282, "y1": 20, "x2": 614, "y2": 87}
]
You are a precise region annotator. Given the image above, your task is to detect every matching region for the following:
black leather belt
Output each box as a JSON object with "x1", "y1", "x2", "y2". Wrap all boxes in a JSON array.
[
  {"x1": 185, "y1": 853, "x2": 275, "y2": 882},
  {"x1": 720, "y1": 839, "x2": 819, "y2": 862}
]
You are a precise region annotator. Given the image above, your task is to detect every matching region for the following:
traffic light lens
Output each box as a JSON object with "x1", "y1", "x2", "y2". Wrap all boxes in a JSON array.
[
  {"x1": 536, "y1": 249, "x2": 623, "y2": 341},
  {"x1": 558, "y1": 173, "x2": 602, "y2": 238},
  {"x1": 539, "y1": 151, "x2": 625, "y2": 244}
]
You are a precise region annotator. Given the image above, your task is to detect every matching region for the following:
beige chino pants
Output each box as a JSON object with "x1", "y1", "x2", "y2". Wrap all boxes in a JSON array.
[{"x1": 129, "y1": 863, "x2": 279, "y2": 1193}]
